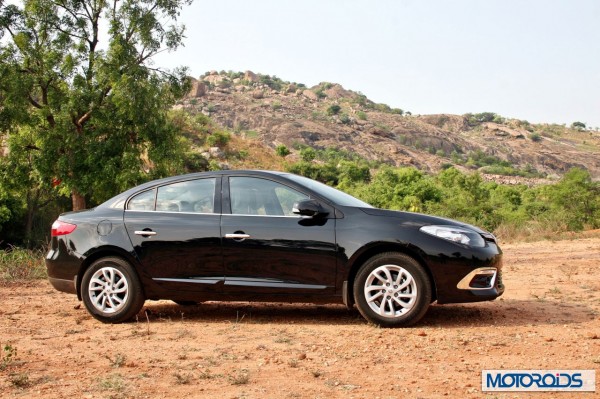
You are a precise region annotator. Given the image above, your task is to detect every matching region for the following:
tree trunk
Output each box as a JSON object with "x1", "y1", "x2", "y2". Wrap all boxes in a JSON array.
[
  {"x1": 71, "y1": 190, "x2": 86, "y2": 211},
  {"x1": 25, "y1": 190, "x2": 38, "y2": 249}
]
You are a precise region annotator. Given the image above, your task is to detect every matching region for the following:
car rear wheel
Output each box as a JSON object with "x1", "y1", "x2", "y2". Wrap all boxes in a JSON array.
[
  {"x1": 81, "y1": 257, "x2": 145, "y2": 323},
  {"x1": 354, "y1": 252, "x2": 431, "y2": 327}
]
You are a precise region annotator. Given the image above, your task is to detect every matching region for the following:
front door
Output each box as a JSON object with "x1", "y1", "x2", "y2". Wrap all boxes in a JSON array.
[{"x1": 221, "y1": 176, "x2": 338, "y2": 296}]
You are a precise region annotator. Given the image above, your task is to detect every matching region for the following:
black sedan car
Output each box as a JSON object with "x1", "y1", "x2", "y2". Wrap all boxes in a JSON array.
[{"x1": 46, "y1": 170, "x2": 503, "y2": 327}]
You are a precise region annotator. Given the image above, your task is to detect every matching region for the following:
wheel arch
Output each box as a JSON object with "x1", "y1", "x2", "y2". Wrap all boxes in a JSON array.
[
  {"x1": 76, "y1": 246, "x2": 143, "y2": 301},
  {"x1": 344, "y1": 243, "x2": 437, "y2": 307}
]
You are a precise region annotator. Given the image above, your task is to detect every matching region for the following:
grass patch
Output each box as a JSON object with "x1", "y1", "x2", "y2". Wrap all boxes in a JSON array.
[
  {"x1": 0, "y1": 246, "x2": 46, "y2": 281},
  {"x1": 1, "y1": 344, "x2": 17, "y2": 371},
  {"x1": 228, "y1": 369, "x2": 250, "y2": 385},
  {"x1": 9, "y1": 372, "x2": 30, "y2": 388},
  {"x1": 98, "y1": 373, "x2": 127, "y2": 392}
]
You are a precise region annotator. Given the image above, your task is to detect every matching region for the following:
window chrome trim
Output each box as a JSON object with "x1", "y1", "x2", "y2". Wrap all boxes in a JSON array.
[
  {"x1": 222, "y1": 213, "x2": 303, "y2": 219},
  {"x1": 124, "y1": 209, "x2": 218, "y2": 216}
]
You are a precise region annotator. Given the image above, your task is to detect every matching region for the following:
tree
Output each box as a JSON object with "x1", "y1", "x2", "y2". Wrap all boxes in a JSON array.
[
  {"x1": 570, "y1": 121, "x2": 586, "y2": 131},
  {"x1": 0, "y1": 0, "x2": 192, "y2": 211}
]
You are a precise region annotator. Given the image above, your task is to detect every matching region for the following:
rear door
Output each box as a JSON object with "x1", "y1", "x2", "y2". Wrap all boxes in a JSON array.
[{"x1": 124, "y1": 177, "x2": 223, "y2": 292}]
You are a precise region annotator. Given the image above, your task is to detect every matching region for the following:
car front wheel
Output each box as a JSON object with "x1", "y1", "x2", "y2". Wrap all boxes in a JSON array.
[
  {"x1": 81, "y1": 257, "x2": 145, "y2": 323},
  {"x1": 354, "y1": 252, "x2": 431, "y2": 327}
]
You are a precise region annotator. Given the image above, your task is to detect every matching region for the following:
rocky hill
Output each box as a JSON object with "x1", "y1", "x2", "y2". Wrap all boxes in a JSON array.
[{"x1": 176, "y1": 71, "x2": 600, "y2": 182}]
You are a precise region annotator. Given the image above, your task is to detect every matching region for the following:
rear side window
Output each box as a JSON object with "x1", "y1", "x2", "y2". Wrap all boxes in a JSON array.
[
  {"x1": 127, "y1": 178, "x2": 216, "y2": 213},
  {"x1": 127, "y1": 189, "x2": 156, "y2": 211}
]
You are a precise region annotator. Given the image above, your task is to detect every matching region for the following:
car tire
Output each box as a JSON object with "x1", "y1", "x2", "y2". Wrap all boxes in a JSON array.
[
  {"x1": 81, "y1": 257, "x2": 145, "y2": 323},
  {"x1": 354, "y1": 252, "x2": 431, "y2": 327}
]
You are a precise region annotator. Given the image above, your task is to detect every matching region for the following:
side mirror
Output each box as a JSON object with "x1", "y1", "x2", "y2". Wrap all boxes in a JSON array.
[{"x1": 292, "y1": 199, "x2": 328, "y2": 217}]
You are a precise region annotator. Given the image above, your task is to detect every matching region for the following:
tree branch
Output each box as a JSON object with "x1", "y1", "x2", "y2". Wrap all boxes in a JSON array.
[{"x1": 28, "y1": 95, "x2": 43, "y2": 109}]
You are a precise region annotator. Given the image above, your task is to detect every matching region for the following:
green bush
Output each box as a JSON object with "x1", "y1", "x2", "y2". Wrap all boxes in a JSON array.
[
  {"x1": 465, "y1": 112, "x2": 499, "y2": 126},
  {"x1": 300, "y1": 147, "x2": 316, "y2": 162},
  {"x1": 326, "y1": 105, "x2": 341, "y2": 116},
  {"x1": 275, "y1": 145, "x2": 290, "y2": 157},
  {"x1": 374, "y1": 103, "x2": 392, "y2": 113},
  {"x1": 206, "y1": 131, "x2": 231, "y2": 147},
  {"x1": 356, "y1": 111, "x2": 367, "y2": 120},
  {"x1": 339, "y1": 114, "x2": 351, "y2": 124}
]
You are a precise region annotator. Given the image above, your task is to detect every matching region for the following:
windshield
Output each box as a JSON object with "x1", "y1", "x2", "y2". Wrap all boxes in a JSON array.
[{"x1": 285, "y1": 174, "x2": 373, "y2": 208}]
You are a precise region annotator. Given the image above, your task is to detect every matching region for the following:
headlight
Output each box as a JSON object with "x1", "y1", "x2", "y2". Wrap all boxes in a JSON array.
[{"x1": 420, "y1": 225, "x2": 485, "y2": 247}]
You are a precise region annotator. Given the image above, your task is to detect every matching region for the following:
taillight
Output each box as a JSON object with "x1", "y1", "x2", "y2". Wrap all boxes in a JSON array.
[{"x1": 51, "y1": 220, "x2": 77, "y2": 236}]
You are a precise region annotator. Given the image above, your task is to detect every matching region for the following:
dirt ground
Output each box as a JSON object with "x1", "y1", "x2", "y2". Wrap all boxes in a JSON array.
[{"x1": 1, "y1": 234, "x2": 599, "y2": 399}]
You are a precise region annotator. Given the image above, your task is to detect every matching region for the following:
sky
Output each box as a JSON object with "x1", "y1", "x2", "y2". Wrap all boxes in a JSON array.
[{"x1": 153, "y1": 0, "x2": 600, "y2": 128}]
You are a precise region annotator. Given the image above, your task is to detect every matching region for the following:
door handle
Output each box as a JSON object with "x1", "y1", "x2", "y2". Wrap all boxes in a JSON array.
[
  {"x1": 135, "y1": 230, "x2": 157, "y2": 236},
  {"x1": 225, "y1": 233, "x2": 250, "y2": 239}
]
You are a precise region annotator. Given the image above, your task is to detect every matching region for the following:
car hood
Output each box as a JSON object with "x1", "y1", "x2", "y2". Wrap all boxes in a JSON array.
[{"x1": 359, "y1": 207, "x2": 490, "y2": 234}]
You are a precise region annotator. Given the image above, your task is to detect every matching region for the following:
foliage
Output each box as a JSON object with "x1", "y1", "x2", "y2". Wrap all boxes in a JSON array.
[
  {"x1": 0, "y1": 246, "x2": 47, "y2": 280},
  {"x1": 339, "y1": 113, "x2": 351, "y2": 124},
  {"x1": 275, "y1": 145, "x2": 290, "y2": 157},
  {"x1": 326, "y1": 105, "x2": 341, "y2": 116},
  {"x1": 259, "y1": 74, "x2": 283, "y2": 90},
  {"x1": 450, "y1": 150, "x2": 544, "y2": 178},
  {"x1": 464, "y1": 112, "x2": 503, "y2": 126},
  {"x1": 0, "y1": 0, "x2": 192, "y2": 212},
  {"x1": 1, "y1": 344, "x2": 17, "y2": 371},
  {"x1": 374, "y1": 103, "x2": 392, "y2": 113},
  {"x1": 571, "y1": 121, "x2": 586, "y2": 131},
  {"x1": 206, "y1": 131, "x2": 231, "y2": 147},
  {"x1": 530, "y1": 132, "x2": 542, "y2": 142},
  {"x1": 299, "y1": 147, "x2": 316, "y2": 162},
  {"x1": 314, "y1": 88, "x2": 326, "y2": 99}
]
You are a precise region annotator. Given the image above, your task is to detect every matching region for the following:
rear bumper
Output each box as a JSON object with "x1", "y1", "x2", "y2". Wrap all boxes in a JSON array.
[
  {"x1": 46, "y1": 243, "x2": 81, "y2": 295},
  {"x1": 48, "y1": 276, "x2": 77, "y2": 294}
]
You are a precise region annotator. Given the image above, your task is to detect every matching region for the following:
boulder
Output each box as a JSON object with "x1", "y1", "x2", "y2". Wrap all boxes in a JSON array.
[
  {"x1": 203, "y1": 74, "x2": 225, "y2": 84},
  {"x1": 286, "y1": 84, "x2": 297, "y2": 93},
  {"x1": 209, "y1": 147, "x2": 225, "y2": 159},
  {"x1": 244, "y1": 71, "x2": 260, "y2": 82},
  {"x1": 188, "y1": 80, "x2": 207, "y2": 97},
  {"x1": 302, "y1": 90, "x2": 318, "y2": 101}
]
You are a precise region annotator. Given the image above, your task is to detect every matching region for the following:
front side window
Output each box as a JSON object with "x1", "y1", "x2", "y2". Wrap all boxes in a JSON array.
[
  {"x1": 127, "y1": 179, "x2": 216, "y2": 213},
  {"x1": 229, "y1": 177, "x2": 308, "y2": 216}
]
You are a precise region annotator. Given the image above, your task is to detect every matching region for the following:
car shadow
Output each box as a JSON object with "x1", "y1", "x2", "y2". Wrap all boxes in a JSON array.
[
  {"x1": 141, "y1": 297, "x2": 595, "y2": 328},
  {"x1": 142, "y1": 301, "x2": 365, "y2": 326},
  {"x1": 420, "y1": 298, "x2": 595, "y2": 328}
]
